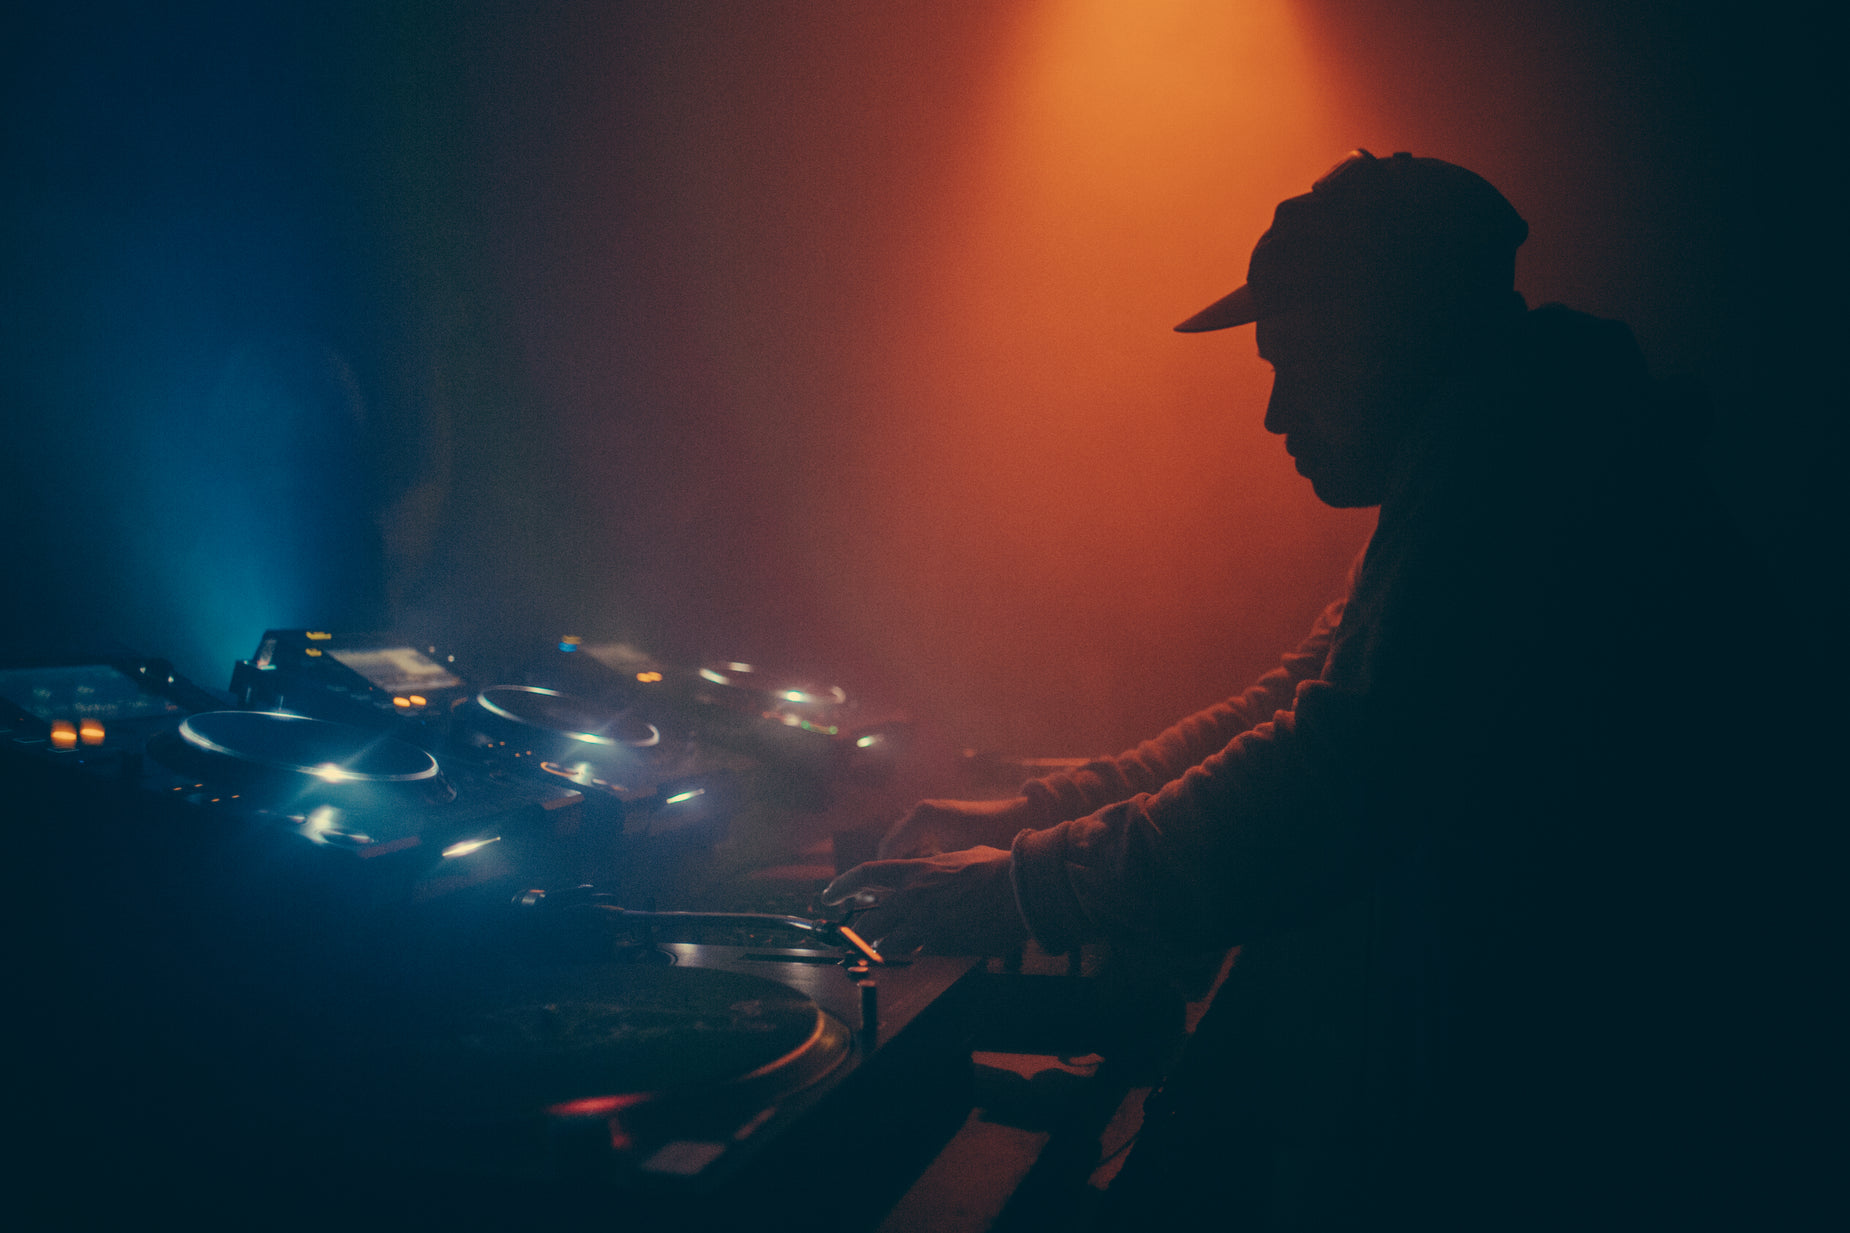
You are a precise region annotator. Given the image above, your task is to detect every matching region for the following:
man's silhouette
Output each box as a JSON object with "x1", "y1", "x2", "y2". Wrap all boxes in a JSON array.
[{"x1": 827, "y1": 151, "x2": 1812, "y2": 1229}]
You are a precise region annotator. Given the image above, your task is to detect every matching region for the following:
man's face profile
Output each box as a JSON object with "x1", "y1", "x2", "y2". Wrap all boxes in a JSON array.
[{"x1": 1256, "y1": 303, "x2": 1413, "y2": 509}]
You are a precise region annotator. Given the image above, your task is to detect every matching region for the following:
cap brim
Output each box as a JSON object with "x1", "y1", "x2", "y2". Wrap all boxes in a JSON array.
[{"x1": 1174, "y1": 283, "x2": 1260, "y2": 333}]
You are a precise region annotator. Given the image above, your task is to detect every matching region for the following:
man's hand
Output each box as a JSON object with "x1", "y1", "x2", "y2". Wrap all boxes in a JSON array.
[
  {"x1": 821, "y1": 846, "x2": 1029, "y2": 957},
  {"x1": 878, "y1": 796, "x2": 1036, "y2": 859}
]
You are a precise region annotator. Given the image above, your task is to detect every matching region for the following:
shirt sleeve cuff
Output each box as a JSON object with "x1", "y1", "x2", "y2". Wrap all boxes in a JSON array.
[{"x1": 1009, "y1": 822, "x2": 1092, "y2": 955}]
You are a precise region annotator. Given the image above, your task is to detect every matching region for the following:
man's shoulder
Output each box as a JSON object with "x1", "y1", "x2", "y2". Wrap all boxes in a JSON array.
[
  {"x1": 1523, "y1": 303, "x2": 1715, "y2": 452},
  {"x1": 1522, "y1": 303, "x2": 1649, "y2": 389}
]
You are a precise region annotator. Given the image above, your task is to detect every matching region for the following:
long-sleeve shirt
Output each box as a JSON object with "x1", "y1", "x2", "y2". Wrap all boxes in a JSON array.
[
  {"x1": 1009, "y1": 588, "x2": 1352, "y2": 953},
  {"x1": 997, "y1": 305, "x2": 1811, "y2": 1228},
  {"x1": 1006, "y1": 305, "x2": 1713, "y2": 958}
]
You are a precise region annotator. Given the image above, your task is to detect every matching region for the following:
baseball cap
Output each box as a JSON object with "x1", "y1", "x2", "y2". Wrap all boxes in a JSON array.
[{"x1": 1175, "y1": 150, "x2": 1529, "y2": 332}]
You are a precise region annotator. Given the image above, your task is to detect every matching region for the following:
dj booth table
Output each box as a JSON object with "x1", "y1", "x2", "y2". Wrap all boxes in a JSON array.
[{"x1": 5, "y1": 645, "x2": 1196, "y2": 1231}]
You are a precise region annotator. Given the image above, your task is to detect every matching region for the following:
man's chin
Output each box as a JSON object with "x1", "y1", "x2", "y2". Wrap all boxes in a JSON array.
[{"x1": 1306, "y1": 469, "x2": 1384, "y2": 509}]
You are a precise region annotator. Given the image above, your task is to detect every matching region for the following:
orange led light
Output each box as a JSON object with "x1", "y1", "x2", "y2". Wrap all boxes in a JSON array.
[
  {"x1": 393, "y1": 696, "x2": 411, "y2": 708},
  {"x1": 408, "y1": 695, "x2": 427, "y2": 707},
  {"x1": 49, "y1": 720, "x2": 78, "y2": 750},
  {"x1": 637, "y1": 671, "x2": 663, "y2": 683},
  {"x1": 79, "y1": 718, "x2": 105, "y2": 745}
]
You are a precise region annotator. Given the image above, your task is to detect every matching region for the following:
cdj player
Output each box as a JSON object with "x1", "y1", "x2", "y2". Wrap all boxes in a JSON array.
[
  {"x1": 542, "y1": 637, "x2": 915, "y2": 809},
  {"x1": 1, "y1": 647, "x2": 586, "y2": 953},
  {"x1": 231, "y1": 629, "x2": 740, "y2": 842}
]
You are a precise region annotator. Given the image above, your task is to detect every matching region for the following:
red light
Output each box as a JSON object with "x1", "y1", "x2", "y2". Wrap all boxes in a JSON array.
[{"x1": 546, "y1": 1093, "x2": 650, "y2": 1118}]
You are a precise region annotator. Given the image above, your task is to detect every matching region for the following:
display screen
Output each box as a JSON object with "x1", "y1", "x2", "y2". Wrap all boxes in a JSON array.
[
  {"x1": 327, "y1": 647, "x2": 464, "y2": 694},
  {"x1": 0, "y1": 664, "x2": 186, "y2": 723}
]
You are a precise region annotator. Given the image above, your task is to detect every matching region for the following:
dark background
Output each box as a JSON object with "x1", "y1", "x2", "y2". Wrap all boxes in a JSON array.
[{"x1": 3, "y1": 0, "x2": 1835, "y2": 758}]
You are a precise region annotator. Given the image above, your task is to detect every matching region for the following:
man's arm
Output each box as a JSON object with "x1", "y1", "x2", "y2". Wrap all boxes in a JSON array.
[
  {"x1": 836, "y1": 672, "x2": 1393, "y2": 958},
  {"x1": 1007, "y1": 425, "x2": 1496, "y2": 956},
  {"x1": 876, "y1": 590, "x2": 1349, "y2": 859},
  {"x1": 1020, "y1": 591, "x2": 1349, "y2": 823},
  {"x1": 1010, "y1": 673, "x2": 1394, "y2": 955}
]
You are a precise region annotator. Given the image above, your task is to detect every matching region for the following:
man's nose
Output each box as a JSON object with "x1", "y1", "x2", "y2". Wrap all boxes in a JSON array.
[{"x1": 1263, "y1": 378, "x2": 1292, "y2": 436}]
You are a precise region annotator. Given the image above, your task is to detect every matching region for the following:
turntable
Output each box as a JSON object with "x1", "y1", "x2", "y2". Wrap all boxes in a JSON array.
[{"x1": 87, "y1": 886, "x2": 982, "y2": 1231}]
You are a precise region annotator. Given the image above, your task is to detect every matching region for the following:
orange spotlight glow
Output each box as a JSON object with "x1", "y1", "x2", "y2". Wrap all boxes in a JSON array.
[
  {"x1": 49, "y1": 720, "x2": 78, "y2": 750},
  {"x1": 825, "y1": 0, "x2": 1370, "y2": 752},
  {"x1": 78, "y1": 718, "x2": 106, "y2": 745}
]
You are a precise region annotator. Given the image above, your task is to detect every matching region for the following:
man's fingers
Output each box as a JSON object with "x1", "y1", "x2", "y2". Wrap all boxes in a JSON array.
[
  {"x1": 820, "y1": 876, "x2": 887, "y2": 906},
  {"x1": 821, "y1": 858, "x2": 925, "y2": 905}
]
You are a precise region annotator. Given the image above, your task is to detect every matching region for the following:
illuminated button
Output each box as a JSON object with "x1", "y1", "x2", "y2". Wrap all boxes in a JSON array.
[
  {"x1": 49, "y1": 720, "x2": 78, "y2": 750},
  {"x1": 393, "y1": 697, "x2": 411, "y2": 708},
  {"x1": 407, "y1": 695, "x2": 427, "y2": 707},
  {"x1": 78, "y1": 718, "x2": 106, "y2": 745}
]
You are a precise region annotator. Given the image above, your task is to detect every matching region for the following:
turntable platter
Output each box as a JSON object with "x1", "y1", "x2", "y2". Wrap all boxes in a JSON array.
[
  {"x1": 259, "y1": 959, "x2": 858, "y2": 1185},
  {"x1": 362, "y1": 964, "x2": 850, "y2": 1121},
  {"x1": 475, "y1": 685, "x2": 661, "y2": 748},
  {"x1": 149, "y1": 709, "x2": 459, "y2": 811},
  {"x1": 178, "y1": 710, "x2": 441, "y2": 782}
]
